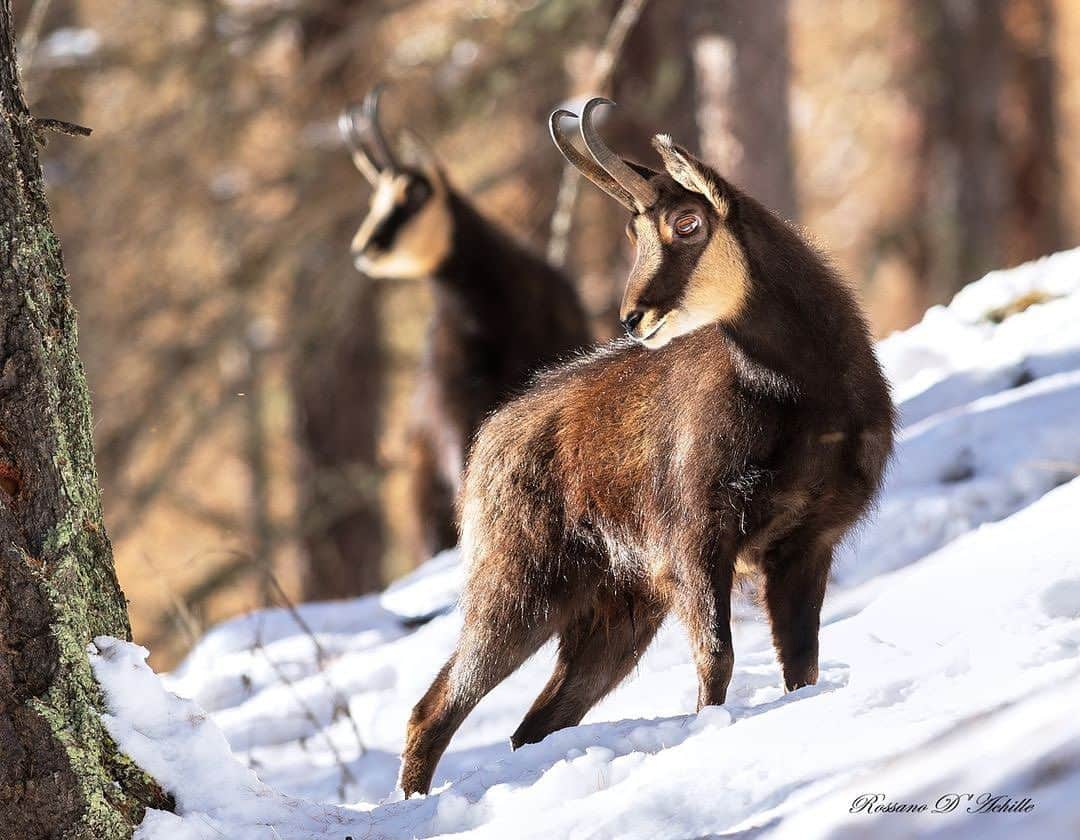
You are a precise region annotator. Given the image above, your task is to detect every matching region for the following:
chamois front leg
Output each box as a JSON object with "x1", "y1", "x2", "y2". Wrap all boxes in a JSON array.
[
  {"x1": 763, "y1": 528, "x2": 832, "y2": 692},
  {"x1": 672, "y1": 535, "x2": 737, "y2": 710}
]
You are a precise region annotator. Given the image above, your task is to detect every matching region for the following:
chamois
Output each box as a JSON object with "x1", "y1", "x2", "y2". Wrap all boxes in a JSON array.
[
  {"x1": 398, "y1": 98, "x2": 895, "y2": 796},
  {"x1": 340, "y1": 88, "x2": 590, "y2": 565}
]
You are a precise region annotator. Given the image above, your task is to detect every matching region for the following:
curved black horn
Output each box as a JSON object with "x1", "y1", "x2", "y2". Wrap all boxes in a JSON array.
[
  {"x1": 338, "y1": 103, "x2": 379, "y2": 184},
  {"x1": 549, "y1": 108, "x2": 637, "y2": 212},
  {"x1": 361, "y1": 84, "x2": 400, "y2": 172},
  {"x1": 579, "y1": 97, "x2": 658, "y2": 211}
]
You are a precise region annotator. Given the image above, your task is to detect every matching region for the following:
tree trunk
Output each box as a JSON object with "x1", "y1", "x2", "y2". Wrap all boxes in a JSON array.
[
  {"x1": 918, "y1": 0, "x2": 1009, "y2": 299},
  {"x1": 0, "y1": 3, "x2": 169, "y2": 837},
  {"x1": 689, "y1": 0, "x2": 798, "y2": 221},
  {"x1": 884, "y1": 0, "x2": 1062, "y2": 314},
  {"x1": 1000, "y1": 0, "x2": 1062, "y2": 267},
  {"x1": 290, "y1": 2, "x2": 386, "y2": 601},
  {"x1": 290, "y1": 227, "x2": 385, "y2": 601}
]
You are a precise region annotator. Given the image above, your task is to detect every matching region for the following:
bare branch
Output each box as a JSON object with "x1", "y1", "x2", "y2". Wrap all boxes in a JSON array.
[
  {"x1": 252, "y1": 634, "x2": 359, "y2": 802},
  {"x1": 32, "y1": 117, "x2": 92, "y2": 137},
  {"x1": 547, "y1": 0, "x2": 651, "y2": 266}
]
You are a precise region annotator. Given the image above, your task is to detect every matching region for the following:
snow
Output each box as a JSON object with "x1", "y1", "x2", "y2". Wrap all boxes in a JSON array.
[{"x1": 90, "y1": 248, "x2": 1080, "y2": 839}]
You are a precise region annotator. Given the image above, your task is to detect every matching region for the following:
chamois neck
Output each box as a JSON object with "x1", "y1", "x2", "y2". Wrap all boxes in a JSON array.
[
  {"x1": 726, "y1": 199, "x2": 870, "y2": 396},
  {"x1": 427, "y1": 190, "x2": 549, "y2": 334}
]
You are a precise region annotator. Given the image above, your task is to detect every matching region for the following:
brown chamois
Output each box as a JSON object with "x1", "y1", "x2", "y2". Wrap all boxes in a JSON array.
[
  {"x1": 398, "y1": 98, "x2": 895, "y2": 796},
  {"x1": 340, "y1": 88, "x2": 590, "y2": 565}
]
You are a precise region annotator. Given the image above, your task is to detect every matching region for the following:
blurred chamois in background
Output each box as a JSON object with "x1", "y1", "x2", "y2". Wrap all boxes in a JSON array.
[
  {"x1": 23, "y1": 0, "x2": 1076, "y2": 667},
  {"x1": 340, "y1": 87, "x2": 588, "y2": 567}
]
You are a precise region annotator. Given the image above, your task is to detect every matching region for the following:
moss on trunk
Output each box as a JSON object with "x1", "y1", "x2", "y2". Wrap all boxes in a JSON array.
[{"x1": 0, "y1": 2, "x2": 171, "y2": 836}]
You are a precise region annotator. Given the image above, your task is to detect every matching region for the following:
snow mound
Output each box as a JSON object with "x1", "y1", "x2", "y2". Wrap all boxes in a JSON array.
[{"x1": 92, "y1": 248, "x2": 1080, "y2": 838}]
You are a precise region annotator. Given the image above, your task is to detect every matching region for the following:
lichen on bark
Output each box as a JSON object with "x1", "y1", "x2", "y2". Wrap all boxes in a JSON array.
[{"x1": 0, "y1": 1, "x2": 171, "y2": 837}]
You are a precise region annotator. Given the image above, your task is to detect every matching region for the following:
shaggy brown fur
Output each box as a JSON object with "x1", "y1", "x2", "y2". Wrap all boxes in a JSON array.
[{"x1": 398, "y1": 133, "x2": 895, "y2": 796}]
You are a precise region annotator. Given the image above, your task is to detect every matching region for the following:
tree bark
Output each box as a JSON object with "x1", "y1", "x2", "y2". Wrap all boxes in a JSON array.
[
  {"x1": 0, "y1": 2, "x2": 169, "y2": 837},
  {"x1": 689, "y1": 0, "x2": 798, "y2": 221}
]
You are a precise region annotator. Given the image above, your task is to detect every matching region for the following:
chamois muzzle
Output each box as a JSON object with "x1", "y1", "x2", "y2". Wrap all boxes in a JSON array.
[{"x1": 549, "y1": 97, "x2": 659, "y2": 213}]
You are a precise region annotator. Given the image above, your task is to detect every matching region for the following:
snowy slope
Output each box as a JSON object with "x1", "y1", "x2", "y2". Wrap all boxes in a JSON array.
[{"x1": 93, "y1": 249, "x2": 1080, "y2": 839}]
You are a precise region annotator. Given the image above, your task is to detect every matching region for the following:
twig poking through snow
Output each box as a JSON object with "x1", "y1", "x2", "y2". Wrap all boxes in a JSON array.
[{"x1": 249, "y1": 576, "x2": 368, "y2": 801}]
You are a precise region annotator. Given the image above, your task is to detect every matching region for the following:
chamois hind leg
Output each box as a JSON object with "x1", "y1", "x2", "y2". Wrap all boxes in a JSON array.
[
  {"x1": 762, "y1": 528, "x2": 832, "y2": 692},
  {"x1": 398, "y1": 609, "x2": 554, "y2": 796},
  {"x1": 672, "y1": 535, "x2": 738, "y2": 710},
  {"x1": 511, "y1": 593, "x2": 667, "y2": 749}
]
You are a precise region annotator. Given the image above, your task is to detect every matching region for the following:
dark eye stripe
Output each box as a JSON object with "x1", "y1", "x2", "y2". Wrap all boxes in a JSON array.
[{"x1": 370, "y1": 178, "x2": 431, "y2": 250}]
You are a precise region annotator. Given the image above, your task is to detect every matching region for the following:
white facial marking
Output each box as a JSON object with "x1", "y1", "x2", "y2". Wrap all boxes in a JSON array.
[
  {"x1": 351, "y1": 171, "x2": 453, "y2": 279},
  {"x1": 675, "y1": 227, "x2": 748, "y2": 328},
  {"x1": 630, "y1": 224, "x2": 749, "y2": 350},
  {"x1": 352, "y1": 172, "x2": 406, "y2": 266}
]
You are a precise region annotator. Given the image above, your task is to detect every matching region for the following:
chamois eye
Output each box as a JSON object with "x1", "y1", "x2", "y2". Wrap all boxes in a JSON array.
[
  {"x1": 408, "y1": 179, "x2": 430, "y2": 204},
  {"x1": 674, "y1": 214, "x2": 701, "y2": 237}
]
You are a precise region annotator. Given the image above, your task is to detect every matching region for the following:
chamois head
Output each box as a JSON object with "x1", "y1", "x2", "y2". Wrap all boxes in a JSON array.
[
  {"x1": 551, "y1": 98, "x2": 749, "y2": 348},
  {"x1": 340, "y1": 86, "x2": 452, "y2": 279}
]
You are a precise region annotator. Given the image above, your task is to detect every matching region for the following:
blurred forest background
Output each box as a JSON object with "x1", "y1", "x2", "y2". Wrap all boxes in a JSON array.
[{"x1": 18, "y1": 0, "x2": 1079, "y2": 667}]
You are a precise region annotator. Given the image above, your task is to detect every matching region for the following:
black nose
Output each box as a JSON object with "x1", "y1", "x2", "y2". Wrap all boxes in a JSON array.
[{"x1": 621, "y1": 309, "x2": 645, "y2": 333}]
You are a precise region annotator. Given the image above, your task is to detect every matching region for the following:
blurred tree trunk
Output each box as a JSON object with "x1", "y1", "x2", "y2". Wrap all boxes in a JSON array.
[
  {"x1": 1000, "y1": 0, "x2": 1062, "y2": 266},
  {"x1": 916, "y1": 0, "x2": 1009, "y2": 299},
  {"x1": 0, "y1": 2, "x2": 168, "y2": 836},
  {"x1": 894, "y1": 0, "x2": 1062, "y2": 309},
  {"x1": 689, "y1": 0, "x2": 798, "y2": 221},
  {"x1": 290, "y1": 234, "x2": 385, "y2": 601},
  {"x1": 290, "y1": 6, "x2": 385, "y2": 601}
]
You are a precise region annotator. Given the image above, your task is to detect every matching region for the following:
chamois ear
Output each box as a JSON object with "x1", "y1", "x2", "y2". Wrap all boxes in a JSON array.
[
  {"x1": 624, "y1": 159, "x2": 661, "y2": 182},
  {"x1": 399, "y1": 129, "x2": 447, "y2": 187},
  {"x1": 652, "y1": 134, "x2": 730, "y2": 216}
]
